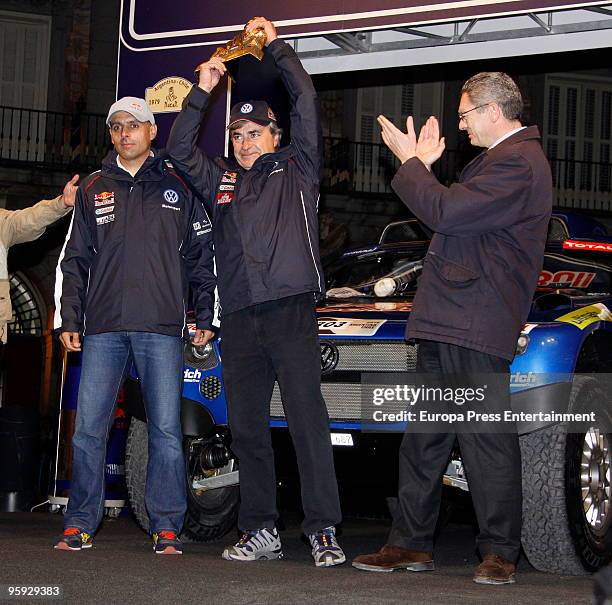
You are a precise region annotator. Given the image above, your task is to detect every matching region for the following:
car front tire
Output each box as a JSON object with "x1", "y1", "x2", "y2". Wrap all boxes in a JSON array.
[{"x1": 520, "y1": 377, "x2": 612, "y2": 574}]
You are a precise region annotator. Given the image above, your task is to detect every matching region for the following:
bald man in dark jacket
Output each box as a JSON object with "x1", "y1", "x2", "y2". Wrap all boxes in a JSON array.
[{"x1": 353, "y1": 72, "x2": 552, "y2": 585}]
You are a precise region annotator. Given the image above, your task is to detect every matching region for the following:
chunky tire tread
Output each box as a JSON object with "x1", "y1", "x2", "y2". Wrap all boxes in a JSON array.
[
  {"x1": 520, "y1": 376, "x2": 612, "y2": 575},
  {"x1": 125, "y1": 418, "x2": 151, "y2": 533},
  {"x1": 125, "y1": 417, "x2": 239, "y2": 542},
  {"x1": 181, "y1": 491, "x2": 238, "y2": 542},
  {"x1": 520, "y1": 423, "x2": 586, "y2": 574}
]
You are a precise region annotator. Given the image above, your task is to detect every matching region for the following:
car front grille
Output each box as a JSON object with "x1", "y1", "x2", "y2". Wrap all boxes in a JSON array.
[
  {"x1": 270, "y1": 339, "x2": 417, "y2": 422},
  {"x1": 324, "y1": 340, "x2": 417, "y2": 372}
]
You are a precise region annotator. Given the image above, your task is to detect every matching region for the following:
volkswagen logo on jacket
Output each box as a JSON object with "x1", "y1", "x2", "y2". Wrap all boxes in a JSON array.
[
  {"x1": 320, "y1": 342, "x2": 339, "y2": 375},
  {"x1": 163, "y1": 189, "x2": 179, "y2": 204}
]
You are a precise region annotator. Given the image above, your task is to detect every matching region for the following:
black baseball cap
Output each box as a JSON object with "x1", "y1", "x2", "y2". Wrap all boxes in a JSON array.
[{"x1": 228, "y1": 100, "x2": 277, "y2": 129}]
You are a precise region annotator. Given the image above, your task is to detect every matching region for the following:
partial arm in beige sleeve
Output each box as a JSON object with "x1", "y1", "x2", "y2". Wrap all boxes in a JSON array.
[{"x1": 1, "y1": 175, "x2": 78, "y2": 247}]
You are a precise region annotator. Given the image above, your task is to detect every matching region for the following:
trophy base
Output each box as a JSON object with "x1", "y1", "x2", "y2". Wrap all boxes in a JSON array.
[{"x1": 226, "y1": 53, "x2": 263, "y2": 83}]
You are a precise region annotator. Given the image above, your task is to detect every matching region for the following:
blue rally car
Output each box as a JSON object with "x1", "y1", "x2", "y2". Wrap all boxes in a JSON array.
[{"x1": 123, "y1": 212, "x2": 612, "y2": 575}]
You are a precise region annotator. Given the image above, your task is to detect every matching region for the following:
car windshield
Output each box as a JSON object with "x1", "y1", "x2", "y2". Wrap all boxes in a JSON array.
[
  {"x1": 326, "y1": 252, "x2": 424, "y2": 298},
  {"x1": 379, "y1": 221, "x2": 430, "y2": 244}
]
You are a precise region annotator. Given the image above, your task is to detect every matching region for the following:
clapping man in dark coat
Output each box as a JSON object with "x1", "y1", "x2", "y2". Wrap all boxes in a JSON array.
[{"x1": 353, "y1": 72, "x2": 552, "y2": 584}]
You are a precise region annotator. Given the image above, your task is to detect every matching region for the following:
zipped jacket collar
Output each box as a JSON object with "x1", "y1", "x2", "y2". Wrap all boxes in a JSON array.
[
  {"x1": 100, "y1": 148, "x2": 169, "y2": 182},
  {"x1": 217, "y1": 144, "x2": 294, "y2": 174}
]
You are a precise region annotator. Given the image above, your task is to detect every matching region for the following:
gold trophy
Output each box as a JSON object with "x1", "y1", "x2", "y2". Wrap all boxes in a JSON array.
[{"x1": 208, "y1": 27, "x2": 267, "y2": 82}]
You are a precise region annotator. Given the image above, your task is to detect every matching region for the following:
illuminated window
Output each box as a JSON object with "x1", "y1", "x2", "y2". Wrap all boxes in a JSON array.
[{"x1": 544, "y1": 75, "x2": 612, "y2": 207}]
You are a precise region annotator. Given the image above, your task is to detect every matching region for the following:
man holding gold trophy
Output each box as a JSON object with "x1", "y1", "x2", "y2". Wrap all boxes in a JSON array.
[{"x1": 167, "y1": 17, "x2": 345, "y2": 568}]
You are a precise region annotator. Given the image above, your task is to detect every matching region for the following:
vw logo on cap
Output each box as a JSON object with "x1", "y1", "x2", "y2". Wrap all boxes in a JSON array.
[
  {"x1": 320, "y1": 343, "x2": 339, "y2": 375},
  {"x1": 163, "y1": 189, "x2": 179, "y2": 204},
  {"x1": 240, "y1": 103, "x2": 253, "y2": 114}
]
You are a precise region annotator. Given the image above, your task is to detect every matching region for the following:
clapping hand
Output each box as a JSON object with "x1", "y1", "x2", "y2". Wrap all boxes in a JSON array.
[
  {"x1": 377, "y1": 115, "x2": 417, "y2": 164},
  {"x1": 415, "y1": 116, "x2": 445, "y2": 168},
  {"x1": 378, "y1": 115, "x2": 446, "y2": 169}
]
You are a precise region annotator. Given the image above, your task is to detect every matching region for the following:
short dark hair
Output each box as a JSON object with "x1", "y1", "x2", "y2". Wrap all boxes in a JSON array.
[{"x1": 461, "y1": 72, "x2": 523, "y2": 120}]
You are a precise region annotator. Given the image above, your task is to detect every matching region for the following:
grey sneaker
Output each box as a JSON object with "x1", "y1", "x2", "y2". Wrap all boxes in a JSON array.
[
  {"x1": 308, "y1": 526, "x2": 346, "y2": 568},
  {"x1": 222, "y1": 528, "x2": 283, "y2": 561}
]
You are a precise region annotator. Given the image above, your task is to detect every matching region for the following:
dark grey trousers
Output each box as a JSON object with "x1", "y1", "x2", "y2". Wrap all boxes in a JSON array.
[{"x1": 388, "y1": 340, "x2": 522, "y2": 562}]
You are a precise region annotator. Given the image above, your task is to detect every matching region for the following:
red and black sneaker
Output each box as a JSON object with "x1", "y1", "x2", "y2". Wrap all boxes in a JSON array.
[
  {"x1": 54, "y1": 527, "x2": 93, "y2": 551},
  {"x1": 152, "y1": 530, "x2": 183, "y2": 555}
]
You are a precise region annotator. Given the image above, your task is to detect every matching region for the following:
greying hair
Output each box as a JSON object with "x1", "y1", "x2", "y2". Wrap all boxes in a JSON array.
[
  {"x1": 269, "y1": 121, "x2": 283, "y2": 139},
  {"x1": 461, "y1": 72, "x2": 523, "y2": 120}
]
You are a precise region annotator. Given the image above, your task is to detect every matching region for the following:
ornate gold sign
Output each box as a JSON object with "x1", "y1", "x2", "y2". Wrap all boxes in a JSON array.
[{"x1": 145, "y1": 77, "x2": 193, "y2": 114}]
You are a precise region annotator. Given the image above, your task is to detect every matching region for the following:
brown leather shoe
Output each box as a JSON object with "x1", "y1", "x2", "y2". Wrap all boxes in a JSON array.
[
  {"x1": 352, "y1": 545, "x2": 434, "y2": 573},
  {"x1": 473, "y1": 553, "x2": 516, "y2": 585}
]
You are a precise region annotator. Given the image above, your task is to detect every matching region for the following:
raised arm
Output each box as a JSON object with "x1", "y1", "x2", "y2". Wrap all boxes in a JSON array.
[
  {"x1": 247, "y1": 17, "x2": 322, "y2": 181},
  {"x1": 166, "y1": 57, "x2": 227, "y2": 209}
]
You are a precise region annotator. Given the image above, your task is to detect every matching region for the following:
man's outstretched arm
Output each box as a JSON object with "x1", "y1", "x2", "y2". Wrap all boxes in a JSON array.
[{"x1": 1, "y1": 175, "x2": 78, "y2": 247}]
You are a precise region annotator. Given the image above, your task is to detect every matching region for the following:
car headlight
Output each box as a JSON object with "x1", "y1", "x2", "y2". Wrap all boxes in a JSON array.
[
  {"x1": 515, "y1": 334, "x2": 530, "y2": 356},
  {"x1": 184, "y1": 341, "x2": 219, "y2": 370},
  {"x1": 374, "y1": 278, "x2": 397, "y2": 297},
  {"x1": 193, "y1": 342, "x2": 213, "y2": 360}
]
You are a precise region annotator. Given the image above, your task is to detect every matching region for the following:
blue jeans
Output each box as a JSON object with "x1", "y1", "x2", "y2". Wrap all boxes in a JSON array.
[{"x1": 64, "y1": 331, "x2": 186, "y2": 535}]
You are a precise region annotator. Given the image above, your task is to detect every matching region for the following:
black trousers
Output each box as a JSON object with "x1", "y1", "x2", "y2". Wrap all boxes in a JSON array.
[
  {"x1": 220, "y1": 293, "x2": 342, "y2": 535},
  {"x1": 388, "y1": 340, "x2": 522, "y2": 562}
]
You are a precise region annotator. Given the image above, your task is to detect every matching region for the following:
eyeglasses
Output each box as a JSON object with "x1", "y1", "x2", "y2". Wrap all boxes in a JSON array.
[{"x1": 457, "y1": 103, "x2": 490, "y2": 122}]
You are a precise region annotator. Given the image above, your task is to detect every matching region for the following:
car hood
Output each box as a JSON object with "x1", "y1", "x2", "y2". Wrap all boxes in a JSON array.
[{"x1": 316, "y1": 299, "x2": 410, "y2": 339}]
